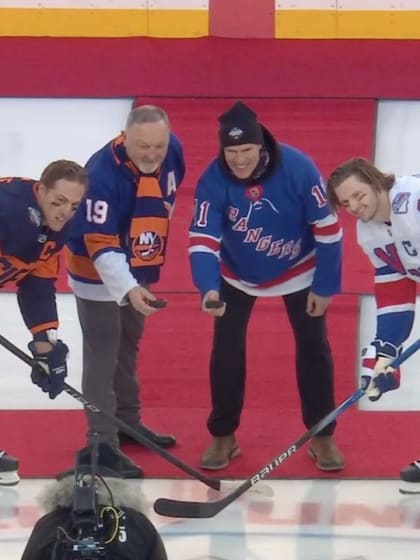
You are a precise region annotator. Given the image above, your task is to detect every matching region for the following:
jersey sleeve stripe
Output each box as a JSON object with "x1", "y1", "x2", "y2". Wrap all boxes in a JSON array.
[
  {"x1": 66, "y1": 249, "x2": 101, "y2": 281},
  {"x1": 189, "y1": 245, "x2": 220, "y2": 259},
  {"x1": 189, "y1": 234, "x2": 220, "y2": 252},
  {"x1": 314, "y1": 232, "x2": 343, "y2": 244},
  {"x1": 312, "y1": 221, "x2": 342, "y2": 236},
  {"x1": 30, "y1": 320, "x2": 59, "y2": 335},
  {"x1": 84, "y1": 233, "x2": 121, "y2": 260}
]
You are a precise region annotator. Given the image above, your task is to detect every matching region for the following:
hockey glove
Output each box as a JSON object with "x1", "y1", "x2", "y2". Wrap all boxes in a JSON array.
[
  {"x1": 28, "y1": 340, "x2": 69, "y2": 399},
  {"x1": 360, "y1": 343, "x2": 400, "y2": 402}
]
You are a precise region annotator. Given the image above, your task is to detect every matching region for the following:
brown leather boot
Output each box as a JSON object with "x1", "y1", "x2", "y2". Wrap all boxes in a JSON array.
[
  {"x1": 308, "y1": 435, "x2": 344, "y2": 471},
  {"x1": 200, "y1": 435, "x2": 240, "y2": 470}
]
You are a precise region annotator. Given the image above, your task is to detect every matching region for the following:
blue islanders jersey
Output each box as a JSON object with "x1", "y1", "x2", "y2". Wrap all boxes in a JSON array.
[
  {"x1": 66, "y1": 133, "x2": 185, "y2": 302},
  {"x1": 189, "y1": 142, "x2": 342, "y2": 297},
  {"x1": 0, "y1": 177, "x2": 70, "y2": 337}
]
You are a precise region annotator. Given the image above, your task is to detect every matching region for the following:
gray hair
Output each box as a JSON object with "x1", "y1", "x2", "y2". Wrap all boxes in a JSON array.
[
  {"x1": 126, "y1": 105, "x2": 170, "y2": 129},
  {"x1": 38, "y1": 476, "x2": 149, "y2": 515}
]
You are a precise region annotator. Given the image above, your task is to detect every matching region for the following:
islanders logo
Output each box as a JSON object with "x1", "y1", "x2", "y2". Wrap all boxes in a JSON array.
[{"x1": 132, "y1": 231, "x2": 164, "y2": 261}]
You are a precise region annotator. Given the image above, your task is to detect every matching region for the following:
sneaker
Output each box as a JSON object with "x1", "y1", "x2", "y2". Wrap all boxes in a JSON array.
[
  {"x1": 0, "y1": 450, "x2": 20, "y2": 486},
  {"x1": 401, "y1": 459, "x2": 420, "y2": 483},
  {"x1": 200, "y1": 435, "x2": 240, "y2": 470},
  {"x1": 57, "y1": 442, "x2": 143, "y2": 480},
  {"x1": 308, "y1": 435, "x2": 344, "y2": 471},
  {"x1": 399, "y1": 460, "x2": 420, "y2": 494},
  {"x1": 119, "y1": 423, "x2": 176, "y2": 448}
]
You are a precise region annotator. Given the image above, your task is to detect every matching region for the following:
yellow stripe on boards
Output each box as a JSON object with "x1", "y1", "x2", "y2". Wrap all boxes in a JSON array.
[
  {"x1": 337, "y1": 10, "x2": 420, "y2": 39},
  {"x1": 0, "y1": 8, "x2": 148, "y2": 37},
  {"x1": 0, "y1": 8, "x2": 207, "y2": 37},
  {"x1": 275, "y1": 9, "x2": 420, "y2": 39},
  {"x1": 275, "y1": 10, "x2": 337, "y2": 39},
  {"x1": 147, "y1": 10, "x2": 208, "y2": 38}
]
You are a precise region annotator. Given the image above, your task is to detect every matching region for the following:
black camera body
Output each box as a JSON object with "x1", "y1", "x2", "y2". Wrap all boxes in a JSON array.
[
  {"x1": 67, "y1": 537, "x2": 106, "y2": 559},
  {"x1": 53, "y1": 437, "x2": 109, "y2": 560}
]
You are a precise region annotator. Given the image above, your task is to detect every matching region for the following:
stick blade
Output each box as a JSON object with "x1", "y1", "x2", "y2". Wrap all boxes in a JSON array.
[
  {"x1": 154, "y1": 497, "x2": 221, "y2": 518},
  {"x1": 399, "y1": 487, "x2": 420, "y2": 495}
]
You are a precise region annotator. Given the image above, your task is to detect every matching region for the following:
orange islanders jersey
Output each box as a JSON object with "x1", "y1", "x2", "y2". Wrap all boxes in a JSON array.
[
  {"x1": 66, "y1": 134, "x2": 185, "y2": 303},
  {"x1": 0, "y1": 177, "x2": 70, "y2": 339}
]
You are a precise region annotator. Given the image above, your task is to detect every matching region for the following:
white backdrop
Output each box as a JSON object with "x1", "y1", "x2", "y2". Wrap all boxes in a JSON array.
[
  {"x1": 375, "y1": 100, "x2": 420, "y2": 176},
  {"x1": 0, "y1": 97, "x2": 132, "y2": 178},
  {"x1": 0, "y1": 293, "x2": 83, "y2": 409},
  {"x1": 0, "y1": 98, "x2": 133, "y2": 409}
]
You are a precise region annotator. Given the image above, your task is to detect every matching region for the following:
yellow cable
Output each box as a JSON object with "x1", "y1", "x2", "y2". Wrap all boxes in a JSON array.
[{"x1": 100, "y1": 505, "x2": 120, "y2": 544}]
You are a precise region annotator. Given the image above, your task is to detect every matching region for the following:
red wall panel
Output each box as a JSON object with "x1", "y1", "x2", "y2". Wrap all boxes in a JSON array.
[
  {"x1": 209, "y1": 0, "x2": 274, "y2": 38},
  {"x1": 0, "y1": 37, "x2": 418, "y2": 99}
]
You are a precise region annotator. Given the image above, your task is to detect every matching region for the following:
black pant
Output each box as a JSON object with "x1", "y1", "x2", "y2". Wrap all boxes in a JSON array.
[{"x1": 207, "y1": 279, "x2": 336, "y2": 437}]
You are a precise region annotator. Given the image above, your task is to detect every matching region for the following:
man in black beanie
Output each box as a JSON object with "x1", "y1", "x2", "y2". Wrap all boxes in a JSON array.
[
  {"x1": 189, "y1": 100, "x2": 344, "y2": 472},
  {"x1": 218, "y1": 101, "x2": 264, "y2": 152}
]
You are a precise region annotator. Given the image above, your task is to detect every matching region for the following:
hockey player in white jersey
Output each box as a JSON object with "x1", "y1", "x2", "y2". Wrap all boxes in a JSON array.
[
  {"x1": 0, "y1": 450, "x2": 19, "y2": 485},
  {"x1": 327, "y1": 157, "x2": 420, "y2": 487}
]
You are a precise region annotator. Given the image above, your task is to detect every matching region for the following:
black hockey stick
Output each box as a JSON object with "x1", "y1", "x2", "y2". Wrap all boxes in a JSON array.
[
  {"x1": 0, "y1": 333, "x2": 229, "y2": 492},
  {"x1": 154, "y1": 338, "x2": 420, "y2": 518},
  {"x1": 399, "y1": 487, "x2": 420, "y2": 495}
]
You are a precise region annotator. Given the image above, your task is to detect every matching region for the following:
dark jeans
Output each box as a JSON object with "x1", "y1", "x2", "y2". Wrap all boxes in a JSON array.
[
  {"x1": 207, "y1": 279, "x2": 336, "y2": 437},
  {"x1": 76, "y1": 297, "x2": 145, "y2": 446}
]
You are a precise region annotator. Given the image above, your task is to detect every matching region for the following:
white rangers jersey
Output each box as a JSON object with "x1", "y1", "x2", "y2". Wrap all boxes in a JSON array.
[{"x1": 357, "y1": 175, "x2": 420, "y2": 353}]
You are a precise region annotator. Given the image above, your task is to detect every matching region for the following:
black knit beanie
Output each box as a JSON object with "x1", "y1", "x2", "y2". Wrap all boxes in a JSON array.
[{"x1": 218, "y1": 101, "x2": 264, "y2": 148}]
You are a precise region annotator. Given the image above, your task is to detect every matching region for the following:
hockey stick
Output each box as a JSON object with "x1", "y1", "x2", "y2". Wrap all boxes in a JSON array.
[
  {"x1": 399, "y1": 487, "x2": 420, "y2": 495},
  {"x1": 0, "y1": 333, "x2": 243, "y2": 493},
  {"x1": 154, "y1": 338, "x2": 420, "y2": 518}
]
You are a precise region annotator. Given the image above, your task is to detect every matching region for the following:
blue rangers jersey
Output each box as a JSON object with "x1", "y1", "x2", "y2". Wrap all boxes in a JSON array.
[
  {"x1": 0, "y1": 177, "x2": 69, "y2": 338},
  {"x1": 357, "y1": 175, "x2": 420, "y2": 353},
  {"x1": 189, "y1": 137, "x2": 342, "y2": 298}
]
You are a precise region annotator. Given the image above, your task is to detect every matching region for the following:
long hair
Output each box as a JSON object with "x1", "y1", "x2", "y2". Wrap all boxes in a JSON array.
[{"x1": 327, "y1": 157, "x2": 395, "y2": 211}]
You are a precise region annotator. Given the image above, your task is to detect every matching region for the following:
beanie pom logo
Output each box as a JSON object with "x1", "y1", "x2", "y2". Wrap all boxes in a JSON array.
[{"x1": 228, "y1": 127, "x2": 244, "y2": 141}]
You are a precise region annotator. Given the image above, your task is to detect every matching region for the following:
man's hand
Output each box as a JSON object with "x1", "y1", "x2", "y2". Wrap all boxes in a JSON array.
[
  {"x1": 361, "y1": 344, "x2": 400, "y2": 401},
  {"x1": 127, "y1": 285, "x2": 164, "y2": 316},
  {"x1": 202, "y1": 290, "x2": 226, "y2": 317},
  {"x1": 306, "y1": 292, "x2": 331, "y2": 317},
  {"x1": 28, "y1": 340, "x2": 69, "y2": 399}
]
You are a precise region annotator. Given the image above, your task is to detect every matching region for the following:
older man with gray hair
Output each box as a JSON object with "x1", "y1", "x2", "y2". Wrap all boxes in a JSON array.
[{"x1": 66, "y1": 105, "x2": 185, "y2": 478}]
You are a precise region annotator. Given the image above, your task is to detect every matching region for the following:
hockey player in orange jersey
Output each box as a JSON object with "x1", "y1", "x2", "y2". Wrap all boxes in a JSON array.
[{"x1": 0, "y1": 160, "x2": 88, "y2": 485}]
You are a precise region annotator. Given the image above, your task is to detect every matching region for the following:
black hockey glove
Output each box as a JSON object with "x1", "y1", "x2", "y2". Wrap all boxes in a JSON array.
[{"x1": 28, "y1": 340, "x2": 69, "y2": 399}]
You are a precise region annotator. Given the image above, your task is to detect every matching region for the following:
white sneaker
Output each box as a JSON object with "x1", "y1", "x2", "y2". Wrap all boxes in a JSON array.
[{"x1": 0, "y1": 450, "x2": 20, "y2": 486}]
